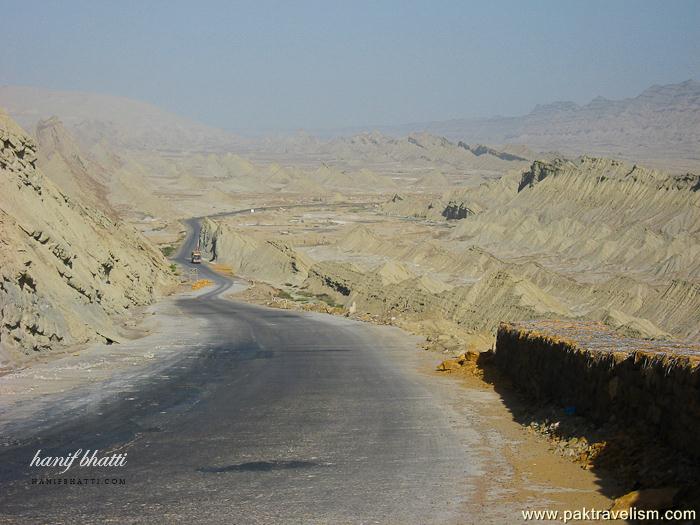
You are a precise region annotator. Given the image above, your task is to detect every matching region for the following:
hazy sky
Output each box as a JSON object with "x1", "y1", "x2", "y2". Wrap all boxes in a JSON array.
[{"x1": 1, "y1": 0, "x2": 699, "y2": 131}]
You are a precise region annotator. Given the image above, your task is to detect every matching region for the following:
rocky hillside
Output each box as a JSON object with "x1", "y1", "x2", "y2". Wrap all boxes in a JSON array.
[
  {"x1": 34, "y1": 116, "x2": 175, "y2": 220},
  {"x1": 0, "y1": 111, "x2": 176, "y2": 366},
  {"x1": 213, "y1": 157, "x2": 700, "y2": 344},
  {"x1": 199, "y1": 218, "x2": 313, "y2": 285},
  {"x1": 448, "y1": 158, "x2": 700, "y2": 339},
  {"x1": 34, "y1": 116, "x2": 111, "y2": 213},
  {"x1": 454, "y1": 157, "x2": 700, "y2": 283}
]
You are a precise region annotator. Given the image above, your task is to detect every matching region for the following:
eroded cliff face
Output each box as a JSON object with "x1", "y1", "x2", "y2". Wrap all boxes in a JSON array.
[
  {"x1": 443, "y1": 157, "x2": 700, "y2": 339},
  {"x1": 0, "y1": 111, "x2": 176, "y2": 366},
  {"x1": 495, "y1": 321, "x2": 700, "y2": 458},
  {"x1": 198, "y1": 218, "x2": 313, "y2": 286}
]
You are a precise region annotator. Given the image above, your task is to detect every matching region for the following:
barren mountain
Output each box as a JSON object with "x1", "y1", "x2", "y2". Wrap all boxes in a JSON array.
[
  {"x1": 0, "y1": 85, "x2": 243, "y2": 152},
  {"x1": 34, "y1": 116, "x2": 177, "y2": 221},
  {"x1": 4, "y1": 80, "x2": 699, "y2": 175},
  {"x1": 249, "y1": 131, "x2": 532, "y2": 185},
  {"x1": 0, "y1": 111, "x2": 176, "y2": 366},
  {"x1": 385, "y1": 80, "x2": 700, "y2": 171},
  {"x1": 1, "y1": 85, "x2": 538, "y2": 191}
]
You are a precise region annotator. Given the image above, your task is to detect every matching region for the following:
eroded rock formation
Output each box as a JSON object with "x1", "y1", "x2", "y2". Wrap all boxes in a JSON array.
[{"x1": 0, "y1": 111, "x2": 176, "y2": 365}]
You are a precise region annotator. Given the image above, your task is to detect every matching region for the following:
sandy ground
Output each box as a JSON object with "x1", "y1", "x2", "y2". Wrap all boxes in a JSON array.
[{"x1": 435, "y1": 370, "x2": 622, "y2": 522}]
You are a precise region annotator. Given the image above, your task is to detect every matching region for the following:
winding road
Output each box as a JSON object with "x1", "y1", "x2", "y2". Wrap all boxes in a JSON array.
[{"x1": 0, "y1": 219, "x2": 477, "y2": 524}]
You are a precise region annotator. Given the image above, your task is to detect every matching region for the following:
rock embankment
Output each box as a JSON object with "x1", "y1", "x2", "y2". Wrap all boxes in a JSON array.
[
  {"x1": 0, "y1": 111, "x2": 176, "y2": 366},
  {"x1": 198, "y1": 218, "x2": 313, "y2": 286},
  {"x1": 494, "y1": 320, "x2": 700, "y2": 458}
]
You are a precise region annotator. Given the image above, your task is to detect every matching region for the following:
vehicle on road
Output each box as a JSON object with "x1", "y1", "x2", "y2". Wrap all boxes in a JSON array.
[{"x1": 191, "y1": 242, "x2": 202, "y2": 264}]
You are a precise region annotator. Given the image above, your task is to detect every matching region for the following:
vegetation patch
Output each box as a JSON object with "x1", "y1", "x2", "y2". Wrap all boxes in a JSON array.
[
  {"x1": 316, "y1": 293, "x2": 341, "y2": 308},
  {"x1": 276, "y1": 289, "x2": 293, "y2": 300}
]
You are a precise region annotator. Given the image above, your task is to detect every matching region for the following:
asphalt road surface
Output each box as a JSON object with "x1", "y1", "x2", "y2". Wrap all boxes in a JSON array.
[{"x1": 0, "y1": 219, "x2": 476, "y2": 524}]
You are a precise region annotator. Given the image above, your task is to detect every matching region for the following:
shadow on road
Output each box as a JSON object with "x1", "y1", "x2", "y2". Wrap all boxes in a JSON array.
[{"x1": 198, "y1": 460, "x2": 319, "y2": 473}]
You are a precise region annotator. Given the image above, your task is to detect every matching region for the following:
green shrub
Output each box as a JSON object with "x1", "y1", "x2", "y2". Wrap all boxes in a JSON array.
[
  {"x1": 276, "y1": 289, "x2": 293, "y2": 300},
  {"x1": 317, "y1": 293, "x2": 340, "y2": 308}
]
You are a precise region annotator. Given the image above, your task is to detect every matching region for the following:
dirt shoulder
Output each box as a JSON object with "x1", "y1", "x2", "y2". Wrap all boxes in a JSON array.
[{"x1": 0, "y1": 284, "x2": 215, "y2": 442}]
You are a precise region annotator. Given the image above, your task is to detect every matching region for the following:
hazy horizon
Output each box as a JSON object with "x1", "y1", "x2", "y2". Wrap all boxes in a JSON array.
[{"x1": 1, "y1": 0, "x2": 699, "y2": 131}]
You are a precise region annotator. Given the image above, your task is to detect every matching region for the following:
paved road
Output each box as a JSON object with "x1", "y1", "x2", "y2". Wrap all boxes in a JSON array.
[
  {"x1": 204, "y1": 200, "x2": 379, "y2": 220},
  {"x1": 0, "y1": 219, "x2": 475, "y2": 524}
]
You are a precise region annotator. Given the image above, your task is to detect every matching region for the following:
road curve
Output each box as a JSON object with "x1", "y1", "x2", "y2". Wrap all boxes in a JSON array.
[{"x1": 0, "y1": 219, "x2": 476, "y2": 524}]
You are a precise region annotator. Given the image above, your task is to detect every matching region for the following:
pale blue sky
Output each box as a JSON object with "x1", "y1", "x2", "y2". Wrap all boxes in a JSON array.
[{"x1": 1, "y1": 0, "x2": 699, "y2": 131}]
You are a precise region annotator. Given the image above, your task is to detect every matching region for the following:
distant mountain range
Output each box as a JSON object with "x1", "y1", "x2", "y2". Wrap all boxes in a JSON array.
[
  {"x1": 0, "y1": 85, "x2": 243, "y2": 152},
  {"x1": 377, "y1": 80, "x2": 700, "y2": 169},
  {"x1": 2, "y1": 80, "x2": 698, "y2": 171}
]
